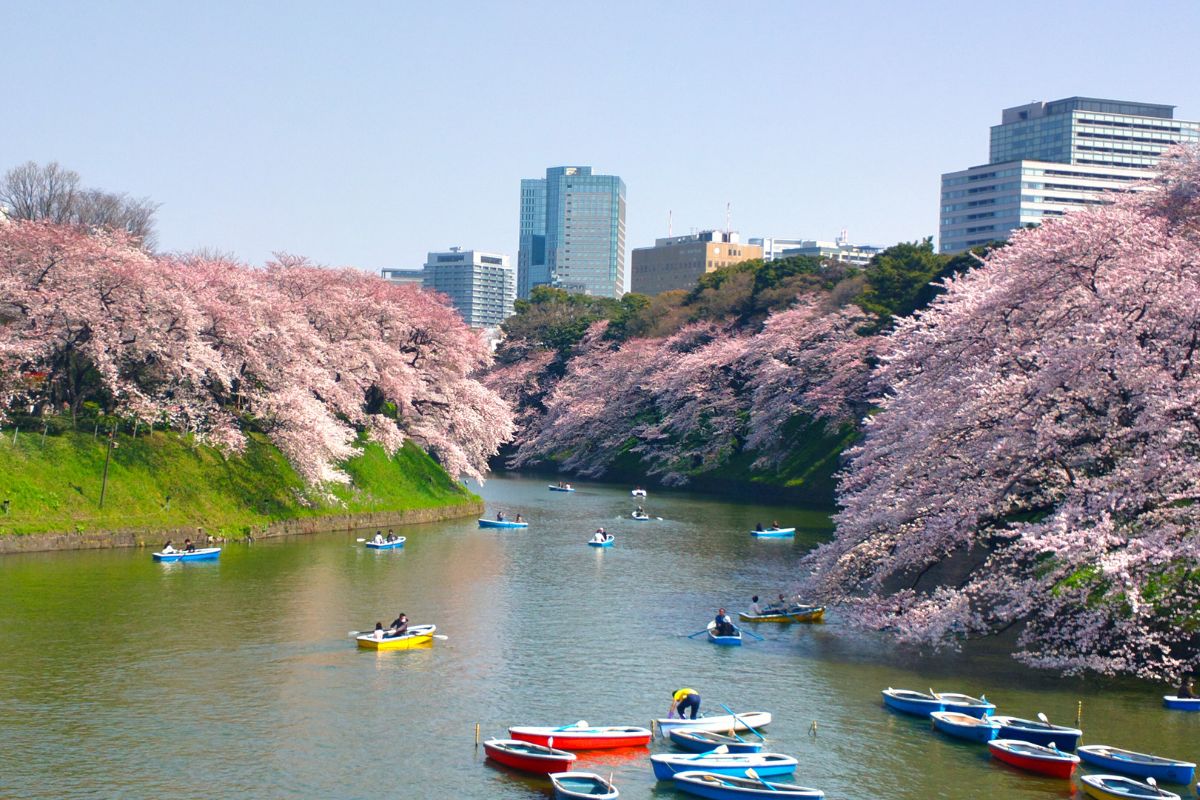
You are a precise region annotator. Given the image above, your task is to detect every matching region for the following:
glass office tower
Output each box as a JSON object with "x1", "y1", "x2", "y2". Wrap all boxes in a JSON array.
[{"x1": 516, "y1": 166, "x2": 626, "y2": 298}]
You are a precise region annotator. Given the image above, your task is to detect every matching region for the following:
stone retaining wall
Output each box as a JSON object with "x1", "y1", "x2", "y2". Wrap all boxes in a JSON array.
[{"x1": 0, "y1": 500, "x2": 484, "y2": 554}]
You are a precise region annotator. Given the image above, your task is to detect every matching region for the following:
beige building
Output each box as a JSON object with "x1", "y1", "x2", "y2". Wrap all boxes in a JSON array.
[{"x1": 630, "y1": 231, "x2": 761, "y2": 295}]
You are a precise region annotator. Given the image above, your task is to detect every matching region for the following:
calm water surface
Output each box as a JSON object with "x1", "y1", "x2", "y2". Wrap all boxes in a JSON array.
[{"x1": 1, "y1": 474, "x2": 1197, "y2": 799}]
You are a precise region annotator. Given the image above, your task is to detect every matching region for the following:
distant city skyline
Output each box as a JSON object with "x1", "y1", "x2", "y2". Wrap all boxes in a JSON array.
[{"x1": 4, "y1": 1, "x2": 1198, "y2": 272}]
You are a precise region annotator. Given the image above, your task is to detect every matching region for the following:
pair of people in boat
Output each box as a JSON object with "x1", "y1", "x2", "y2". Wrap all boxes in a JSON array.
[
  {"x1": 555, "y1": 481, "x2": 573, "y2": 490},
  {"x1": 668, "y1": 687, "x2": 701, "y2": 720},
  {"x1": 750, "y1": 593, "x2": 800, "y2": 615},
  {"x1": 592, "y1": 528, "x2": 609, "y2": 543},
  {"x1": 161, "y1": 538, "x2": 197, "y2": 554},
  {"x1": 370, "y1": 530, "x2": 399, "y2": 544},
  {"x1": 495, "y1": 512, "x2": 525, "y2": 522},
  {"x1": 713, "y1": 608, "x2": 736, "y2": 637},
  {"x1": 373, "y1": 613, "x2": 410, "y2": 639},
  {"x1": 753, "y1": 520, "x2": 783, "y2": 532}
]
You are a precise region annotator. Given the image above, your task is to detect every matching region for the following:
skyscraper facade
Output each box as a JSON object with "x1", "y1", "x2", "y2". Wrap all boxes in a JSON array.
[
  {"x1": 516, "y1": 166, "x2": 626, "y2": 298},
  {"x1": 421, "y1": 248, "x2": 515, "y2": 328},
  {"x1": 939, "y1": 97, "x2": 1199, "y2": 253}
]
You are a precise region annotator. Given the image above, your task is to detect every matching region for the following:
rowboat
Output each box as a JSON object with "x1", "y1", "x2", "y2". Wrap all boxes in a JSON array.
[
  {"x1": 738, "y1": 607, "x2": 825, "y2": 624},
  {"x1": 930, "y1": 711, "x2": 1001, "y2": 743},
  {"x1": 508, "y1": 722, "x2": 652, "y2": 750},
  {"x1": 587, "y1": 535, "x2": 615, "y2": 548},
  {"x1": 356, "y1": 624, "x2": 437, "y2": 650},
  {"x1": 548, "y1": 485, "x2": 576, "y2": 492},
  {"x1": 987, "y1": 739, "x2": 1079, "y2": 778},
  {"x1": 654, "y1": 711, "x2": 772, "y2": 738},
  {"x1": 550, "y1": 771, "x2": 619, "y2": 800},
  {"x1": 1163, "y1": 695, "x2": 1200, "y2": 711},
  {"x1": 750, "y1": 528, "x2": 795, "y2": 538},
  {"x1": 881, "y1": 688, "x2": 942, "y2": 716},
  {"x1": 1078, "y1": 745, "x2": 1196, "y2": 785},
  {"x1": 364, "y1": 538, "x2": 406, "y2": 549},
  {"x1": 990, "y1": 715, "x2": 1082, "y2": 750},
  {"x1": 650, "y1": 752, "x2": 797, "y2": 780},
  {"x1": 668, "y1": 729, "x2": 763, "y2": 753},
  {"x1": 632, "y1": 489, "x2": 647, "y2": 497},
  {"x1": 631, "y1": 513, "x2": 651, "y2": 521},
  {"x1": 708, "y1": 622, "x2": 742, "y2": 646},
  {"x1": 478, "y1": 518, "x2": 528, "y2": 528},
  {"x1": 933, "y1": 692, "x2": 995, "y2": 718},
  {"x1": 673, "y1": 770, "x2": 824, "y2": 798},
  {"x1": 152, "y1": 547, "x2": 220, "y2": 562},
  {"x1": 483, "y1": 738, "x2": 577, "y2": 774},
  {"x1": 1079, "y1": 774, "x2": 1181, "y2": 800}
]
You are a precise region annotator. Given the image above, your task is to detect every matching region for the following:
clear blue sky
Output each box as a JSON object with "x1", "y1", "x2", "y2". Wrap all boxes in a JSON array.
[{"x1": 7, "y1": 1, "x2": 1199, "y2": 275}]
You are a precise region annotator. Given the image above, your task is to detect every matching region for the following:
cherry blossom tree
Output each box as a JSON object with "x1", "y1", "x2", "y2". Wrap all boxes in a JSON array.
[{"x1": 805, "y1": 146, "x2": 1200, "y2": 679}]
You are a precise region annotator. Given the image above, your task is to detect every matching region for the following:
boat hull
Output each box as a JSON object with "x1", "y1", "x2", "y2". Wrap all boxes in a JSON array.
[
  {"x1": 550, "y1": 771, "x2": 619, "y2": 800},
  {"x1": 152, "y1": 548, "x2": 220, "y2": 562},
  {"x1": 667, "y1": 729, "x2": 763, "y2": 753},
  {"x1": 478, "y1": 519, "x2": 528, "y2": 528},
  {"x1": 651, "y1": 753, "x2": 797, "y2": 780},
  {"x1": 483, "y1": 739, "x2": 576, "y2": 774},
  {"x1": 988, "y1": 739, "x2": 1079, "y2": 778},
  {"x1": 881, "y1": 689, "x2": 942, "y2": 717},
  {"x1": 738, "y1": 607, "x2": 824, "y2": 623},
  {"x1": 587, "y1": 537, "x2": 614, "y2": 547},
  {"x1": 707, "y1": 622, "x2": 742, "y2": 646},
  {"x1": 750, "y1": 528, "x2": 795, "y2": 538},
  {"x1": 672, "y1": 770, "x2": 824, "y2": 798},
  {"x1": 1080, "y1": 774, "x2": 1182, "y2": 800},
  {"x1": 364, "y1": 539, "x2": 405, "y2": 549},
  {"x1": 509, "y1": 726, "x2": 652, "y2": 750},
  {"x1": 991, "y1": 716, "x2": 1081, "y2": 750},
  {"x1": 548, "y1": 486, "x2": 575, "y2": 492},
  {"x1": 935, "y1": 693, "x2": 996, "y2": 719},
  {"x1": 1163, "y1": 695, "x2": 1200, "y2": 711},
  {"x1": 1078, "y1": 746, "x2": 1196, "y2": 785},
  {"x1": 930, "y1": 711, "x2": 1000, "y2": 743},
  {"x1": 356, "y1": 624, "x2": 436, "y2": 650},
  {"x1": 655, "y1": 712, "x2": 772, "y2": 737}
]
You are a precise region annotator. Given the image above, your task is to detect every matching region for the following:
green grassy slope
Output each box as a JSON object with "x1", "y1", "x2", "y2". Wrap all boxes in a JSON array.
[{"x1": 0, "y1": 429, "x2": 477, "y2": 537}]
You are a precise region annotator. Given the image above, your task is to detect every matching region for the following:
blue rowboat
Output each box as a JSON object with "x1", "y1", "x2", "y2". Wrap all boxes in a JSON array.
[
  {"x1": 548, "y1": 485, "x2": 576, "y2": 492},
  {"x1": 152, "y1": 547, "x2": 221, "y2": 562},
  {"x1": 365, "y1": 538, "x2": 406, "y2": 549},
  {"x1": 930, "y1": 711, "x2": 1001, "y2": 743},
  {"x1": 990, "y1": 715, "x2": 1082, "y2": 751},
  {"x1": 1163, "y1": 695, "x2": 1200, "y2": 711},
  {"x1": 881, "y1": 688, "x2": 943, "y2": 717},
  {"x1": 707, "y1": 622, "x2": 742, "y2": 646},
  {"x1": 1078, "y1": 745, "x2": 1196, "y2": 785},
  {"x1": 750, "y1": 528, "x2": 795, "y2": 538},
  {"x1": 549, "y1": 771, "x2": 618, "y2": 799},
  {"x1": 651, "y1": 752, "x2": 796, "y2": 780},
  {"x1": 933, "y1": 692, "x2": 995, "y2": 718},
  {"x1": 668, "y1": 729, "x2": 763, "y2": 754},
  {"x1": 1080, "y1": 774, "x2": 1181, "y2": 800},
  {"x1": 631, "y1": 513, "x2": 652, "y2": 521},
  {"x1": 478, "y1": 518, "x2": 529, "y2": 529},
  {"x1": 673, "y1": 770, "x2": 824, "y2": 798},
  {"x1": 587, "y1": 535, "x2": 615, "y2": 548}
]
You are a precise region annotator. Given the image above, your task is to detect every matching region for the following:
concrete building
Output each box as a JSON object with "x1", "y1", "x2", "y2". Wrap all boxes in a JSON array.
[
  {"x1": 382, "y1": 249, "x2": 515, "y2": 329},
  {"x1": 630, "y1": 231, "x2": 760, "y2": 295},
  {"x1": 748, "y1": 236, "x2": 808, "y2": 262},
  {"x1": 940, "y1": 96, "x2": 1200, "y2": 253},
  {"x1": 749, "y1": 232, "x2": 881, "y2": 266},
  {"x1": 516, "y1": 166, "x2": 626, "y2": 299}
]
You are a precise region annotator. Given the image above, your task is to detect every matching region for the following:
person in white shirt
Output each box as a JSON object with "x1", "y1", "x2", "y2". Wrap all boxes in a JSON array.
[
  {"x1": 593, "y1": 528, "x2": 607, "y2": 543},
  {"x1": 161, "y1": 540, "x2": 176, "y2": 554},
  {"x1": 371, "y1": 531, "x2": 384, "y2": 544},
  {"x1": 749, "y1": 595, "x2": 763, "y2": 615}
]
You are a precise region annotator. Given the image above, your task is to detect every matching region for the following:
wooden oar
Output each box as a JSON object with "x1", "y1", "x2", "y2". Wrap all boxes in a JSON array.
[
  {"x1": 745, "y1": 768, "x2": 778, "y2": 792},
  {"x1": 1147, "y1": 777, "x2": 1166, "y2": 796},
  {"x1": 720, "y1": 704, "x2": 767, "y2": 741}
]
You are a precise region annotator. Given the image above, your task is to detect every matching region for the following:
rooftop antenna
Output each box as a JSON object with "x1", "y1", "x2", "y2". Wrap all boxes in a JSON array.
[
  {"x1": 725, "y1": 202, "x2": 732, "y2": 235},
  {"x1": 668, "y1": 209, "x2": 673, "y2": 238}
]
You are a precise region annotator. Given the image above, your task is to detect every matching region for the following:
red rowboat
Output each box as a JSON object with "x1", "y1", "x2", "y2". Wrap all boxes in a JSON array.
[
  {"x1": 483, "y1": 738, "x2": 577, "y2": 774},
  {"x1": 508, "y1": 721, "x2": 652, "y2": 750},
  {"x1": 988, "y1": 738, "x2": 1080, "y2": 778}
]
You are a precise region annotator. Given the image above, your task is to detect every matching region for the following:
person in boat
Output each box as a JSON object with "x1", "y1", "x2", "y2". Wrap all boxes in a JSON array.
[
  {"x1": 183, "y1": 538, "x2": 196, "y2": 552},
  {"x1": 770, "y1": 520, "x2": 781, "y2": 530},
  {"x1": 496, "y1": 511, "x2": 506, "y2": 521},
  {"x1": 373, "y1": 622, "x2": 386, "y2": 641},
  {"x1": 749, "y1": 595, "x2": 763, "y2": 615},
  {"x1": 714, "y1": 608, "x2": 736, "y2": 637},
  {"x1": 755, "y1": 522, "x2": 764, "y2": 532},
  {"x1": 371, "y1": 531, "x2": 385, "y2": 544},
  {"x1": 1178, "y1": 674, "x2": 1197, "y2": 699},
  {"x1": 388, "y1": 613, "x2": 409, "y2": 637},
  {"x1": 669, "y1": 687, "x2": 701, "y2": 720},
  {"x1": 161, "y1": 539, "x2": 176, "y2": 554},
  {"x1": 515, "y1": 513, "x2": 525, "y2": 523},
  {"x1": 592, "y1": 528, "x2": 608, "y2": 543}
]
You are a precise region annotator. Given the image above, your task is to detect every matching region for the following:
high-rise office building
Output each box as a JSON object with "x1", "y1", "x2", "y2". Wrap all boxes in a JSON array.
[
  {"x1": 516, "y1": 166, "x2": 626, "y2": 298},
  {"x1": 382, "y1": 248, "x2": 515, "y2": 329},
  {"x1": 631, "y1": 231, "x2": 760, "y2": 295},
  {"x1": 939, "y1": 97, "x2": 1199, "y2": 253}
]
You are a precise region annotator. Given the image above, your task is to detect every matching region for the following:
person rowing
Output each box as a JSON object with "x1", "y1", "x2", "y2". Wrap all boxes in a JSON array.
[
  {"x1": 714, "y1": 608, "x2": 736, "y2": 637},
  {"x1": 496, "y1": 511, "x2": 506, "y2": 521},
  {"x1": 592, "y1": 528, "x2": 608, "y2": 543},
  {"x1": 385, "y1": 529, "x2": 396, "y2": 542},
  {"x1": 388, "y1": 613, "x2": 409, "y2": 638}
]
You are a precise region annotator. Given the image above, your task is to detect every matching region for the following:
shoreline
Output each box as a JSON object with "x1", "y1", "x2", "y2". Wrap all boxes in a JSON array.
[{"x1": 0, "y1": 499, "x2": 484, "y2": 555}]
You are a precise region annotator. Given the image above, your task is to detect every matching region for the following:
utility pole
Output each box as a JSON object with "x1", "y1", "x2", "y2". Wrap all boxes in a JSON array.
[{"x1": 98, "y1": 428, "x2": 116, "y2": 509}]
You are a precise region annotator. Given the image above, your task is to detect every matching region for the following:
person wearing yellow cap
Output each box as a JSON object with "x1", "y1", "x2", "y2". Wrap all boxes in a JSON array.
[{"x1": 669, "y1": 687, "x2": 701, "y2": 720}]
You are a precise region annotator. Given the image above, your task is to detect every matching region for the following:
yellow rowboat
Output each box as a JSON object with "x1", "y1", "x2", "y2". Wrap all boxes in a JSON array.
[
  {"x1": 738, "y1": 606, "x2": 825, "y2": 623},
  {"x1": 356, "y1": 624, "x2": 437, "y2": 650}
]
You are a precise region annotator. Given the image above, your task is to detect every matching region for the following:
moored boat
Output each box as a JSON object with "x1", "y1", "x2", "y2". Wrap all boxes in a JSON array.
[
  {"x1": 672, "y1": 770, "x2": 824, "y2": 798},
  {"x1": 738, "y1": 607, "x2": 824, "y2": 624},
  {"x1": 707, "y1": 621, "x2": 743, "y2": 646},
  {"x1": 483, "y1": 738, "x2": 577, "y2": 774},
  {"x1": 881, "y1": 688, "x2": 942, "y2": 717},
  {"x1": 933, "y1": 691, "x2": 995, "y2": 718},
  {"x1": 364, "y1": 537, "x2": 406, "y2": 549},
  {"x1": 587, "y1": 535, "x2": 615, "y2": 548},
  {"x1": 1077, "y1": 745, "x2": 1196, "y2": 785},
  {"x1": 990, "y1": 715, "x2": 1082, "y2": 750},
  {"x1": 650, "y1": 752, "x2": 797, "y2": 780},
  {"x1": 668, "y1": 729, "x2": 763, "y2": 753},
  {"x1": 508, "y1": 722, "x2": 652, "y2": 750},
  {"x1": 548, "y1": 484, "x2": 576, "y2": 492},
  {"x1": 750, "y1": 527, "x2": 795, "y2": 538},
  {"x1": 930, "y1": 711, "x2": 1001, "y2": 743},
  {"x1": 654, "y1": 711, "x2": 772, "y2": 738},
  {"x1": 152, "y1": 547, "x2": 221, "y2": 562},
  {"x1": 1163, "y1": 695, "x2": 1200, "y2": 711},
  {"x1": 987, "y1": 739, "x2": 1079, "y2": 778},
  {"x1": 356, "y1": 624, "x2": 437, "y2": 650},
  {"x1": 478, "y1": 518, "x2": 529, "y2": 528},
  {"x1": 1079, "y1": 774, "x2": 1181, "y2": 800},
  {"x1": 550, "y1": 771, "x2": 619, "y2": 800}
]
